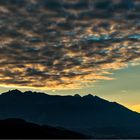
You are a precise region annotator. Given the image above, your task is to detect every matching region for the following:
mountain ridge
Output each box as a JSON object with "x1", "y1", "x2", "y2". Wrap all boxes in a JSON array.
[
  {"x1": 1, "y1": 89, "x2": 138, "y2": 114},
  {"x1": 0, "y1": 89, "x2": 140, "y2": 138},
  {"x1": 0, "y1": 118, "x2": 87, "y2": 139}
]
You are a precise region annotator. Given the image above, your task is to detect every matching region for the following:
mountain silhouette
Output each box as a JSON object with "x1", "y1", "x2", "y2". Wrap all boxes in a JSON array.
[
  {"x1": 0, "y1": 89, "x2": 140, "y2": 138},
  {"x1": 0, "y1": 118, "x2": 87, "y2": 139}
]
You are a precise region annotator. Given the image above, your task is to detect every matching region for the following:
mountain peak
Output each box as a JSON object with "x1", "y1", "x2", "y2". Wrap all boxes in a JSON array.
[
  {"x1": 2, "y1": 89, "x2": 23, "y2": 96},
  {"x1": 83, "y1": 94, "x2": 94, "y2": 98},
  {"x1": 74, "y1": 94, "x2": 81, "y2": 97},
  {"x1": 10, "y1": 89, "x2": 22, "y2": 93}
]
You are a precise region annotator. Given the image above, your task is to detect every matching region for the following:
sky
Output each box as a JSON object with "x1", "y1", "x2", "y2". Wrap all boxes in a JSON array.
[{"x1": 0, "y1": 0, "x2": 140, "y2": 112}]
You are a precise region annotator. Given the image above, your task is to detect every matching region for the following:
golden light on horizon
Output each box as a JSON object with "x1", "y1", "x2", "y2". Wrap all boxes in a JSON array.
[{"x1": 129, "y1": 104, "x2": 140, "y2": 113}]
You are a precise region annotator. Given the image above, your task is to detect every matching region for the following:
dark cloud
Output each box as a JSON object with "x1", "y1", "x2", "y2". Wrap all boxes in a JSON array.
[{"x1": 0, "y1": 0, "x2": 140, "y2": 89}]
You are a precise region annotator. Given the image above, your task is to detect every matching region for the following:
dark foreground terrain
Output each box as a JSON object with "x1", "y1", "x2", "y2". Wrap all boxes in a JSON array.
[{"x1": 0, "y1": 118, "x2": 87, "y2": 139}]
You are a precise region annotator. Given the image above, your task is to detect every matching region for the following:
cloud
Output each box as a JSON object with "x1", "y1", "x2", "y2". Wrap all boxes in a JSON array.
[{"x1": 0, "y1": 0, "x2": 140, "y2": 90}]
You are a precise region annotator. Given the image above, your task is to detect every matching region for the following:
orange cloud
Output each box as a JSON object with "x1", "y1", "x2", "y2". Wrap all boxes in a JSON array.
[{"x1": 0, "y1": 0, "x2": 140, "y2": 90}]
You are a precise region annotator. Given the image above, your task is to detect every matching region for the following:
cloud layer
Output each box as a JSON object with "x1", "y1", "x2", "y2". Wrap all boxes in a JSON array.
[{"x1": 0, "y1": 0, "x2": 140, "y2": 89}]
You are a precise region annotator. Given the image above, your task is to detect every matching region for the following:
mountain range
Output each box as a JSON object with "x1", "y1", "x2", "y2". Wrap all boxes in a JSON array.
[
  {"x1": 0, "y1": 118, "x2": 87, "y2": 139},
  {"x1": 0, "y1": 89, "x2": 140, "y2": 138}
]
